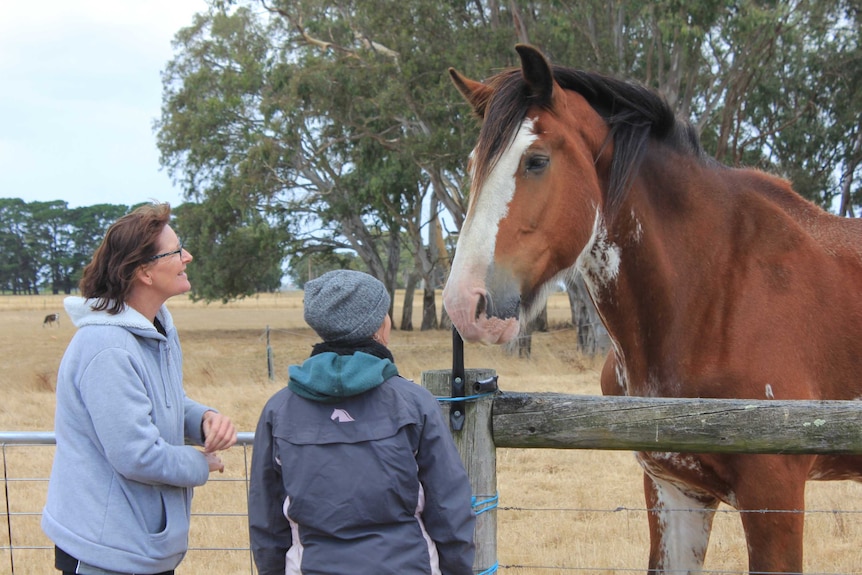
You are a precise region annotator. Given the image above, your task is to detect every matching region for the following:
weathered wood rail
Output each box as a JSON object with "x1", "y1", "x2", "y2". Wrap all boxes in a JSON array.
[{"x1": 492, "y1": 392, "x2": 862, "y2": 453}]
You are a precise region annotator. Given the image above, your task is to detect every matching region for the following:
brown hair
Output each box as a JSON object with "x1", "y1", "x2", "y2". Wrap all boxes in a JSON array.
[{"x1": 79, "y1": 203, "x2": 172, "y2": 314}]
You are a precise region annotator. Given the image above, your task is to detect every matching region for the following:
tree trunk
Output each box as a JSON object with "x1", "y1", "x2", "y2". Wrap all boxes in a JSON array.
[
  {"x1": 566, "y1": 275, "x2": 608, "y2": 356},
  {"x1": 421, "y1": 282, "x2": 438, "y2": 330},
  {"x1": 505, "y1": 304, "x2": 547, "y2": 358},
  {"x1": 400, "y1": 271, "x2": 417, "y2": 331}
]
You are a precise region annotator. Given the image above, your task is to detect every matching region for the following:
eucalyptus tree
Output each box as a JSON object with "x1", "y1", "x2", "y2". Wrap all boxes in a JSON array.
[
  {"x1": 158, "y1": 7, "x2": 398, "y2": 306},
  {"x1": 23, "y1": 201, "x2": 72, "y2": 294},
  {"x1": 157, "y1": 1, "x2": 504, "y2": 316},
  {"x1": 172, "y1": 195, "x2": 287, "y2": 302},
  {"x1": 0, "y1": 198, "x2": 39, "y2": 294}
]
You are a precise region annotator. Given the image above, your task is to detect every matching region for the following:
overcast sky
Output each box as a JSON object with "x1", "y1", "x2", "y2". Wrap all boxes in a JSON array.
[{"x1": 0, "y1": 0, "x2": 210, "y2": 209}]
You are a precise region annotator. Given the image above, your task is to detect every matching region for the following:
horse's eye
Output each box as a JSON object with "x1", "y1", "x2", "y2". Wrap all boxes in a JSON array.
[{"x1": 525, "y1": 155, "x2": 549, "y2": 173}]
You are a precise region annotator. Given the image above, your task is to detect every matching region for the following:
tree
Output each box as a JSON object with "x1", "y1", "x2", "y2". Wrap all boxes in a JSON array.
[
  {"x1": 173, "y1": 197, "x2": 288, "y2": 302},
  {"x1": 28, "y1": 201, "x2": 76, "y2": 294},
  {"x1": 150, "y1": 0, "x2": 457, "y2": 308},
  {"x1": 0, "y1": 198, "x2": 39, "y2": 294},
  {"x1": 0, "y1": 199, "x2": 133, "y2": 294}
]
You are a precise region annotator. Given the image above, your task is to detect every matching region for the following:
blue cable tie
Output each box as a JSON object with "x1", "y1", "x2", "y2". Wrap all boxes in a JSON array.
[
  {"x1": 475, "y1": 561, "x2": 499, "y2": 574},
  {"x1": 471, "y1": 492, "x2": 499, "y2": 516},
  {"x1": 435, "y1": 391, "x2": 496, "y2": 403}
]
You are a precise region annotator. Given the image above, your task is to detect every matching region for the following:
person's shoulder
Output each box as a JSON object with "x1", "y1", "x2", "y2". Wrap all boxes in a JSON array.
[
  {"x1": 262, "y1": 385, "x2": 295, "y2": 411},
  {"x1": 61, "y1": 327, "x2": 144, "y2": 376},
  {"x1": 71, "y1": 323, "x2": 137, "y2": 350},
  {"x1": 381, "y1": 375, "x2": 438, "y2": 404}
]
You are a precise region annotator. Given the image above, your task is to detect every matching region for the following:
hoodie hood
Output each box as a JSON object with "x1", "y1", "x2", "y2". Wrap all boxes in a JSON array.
[
  {"x1": 64, "y1": 296, "x2": 172, "y2": 339},
  {"x1": 288, "y1": 352, "x2": 398, "y2": 403}
]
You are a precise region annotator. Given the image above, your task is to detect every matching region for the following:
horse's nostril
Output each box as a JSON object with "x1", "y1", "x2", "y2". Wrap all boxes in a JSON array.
[{"x1": 475, "y1": 294, "x2": 486, "y2": 320}]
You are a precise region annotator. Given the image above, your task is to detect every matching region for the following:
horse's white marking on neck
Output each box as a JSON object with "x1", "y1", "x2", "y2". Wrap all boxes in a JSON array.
[
  {"x1": 575, "y1": 209, "x2": 621, "y2": 302},
  {"x1": 631, "y1": 209, "x2": 644, "y2": 243},
  {"x1": 453, "y1": 118, "x2": 538, "y2": 276},
  {"x1": 612, "y1": 344, "x2": 628, "y2": 394}
]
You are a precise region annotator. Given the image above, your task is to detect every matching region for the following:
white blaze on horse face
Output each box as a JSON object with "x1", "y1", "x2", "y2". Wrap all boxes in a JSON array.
[
  {"x1": 444, "y1": 118, "x2": 537, "y2": 344},
  {"x1": 575, "y1": 209, "x2": 622, "y2": 303},
  {"x1": 459, "y1": 117, "x2": 538, "y2": 265}
]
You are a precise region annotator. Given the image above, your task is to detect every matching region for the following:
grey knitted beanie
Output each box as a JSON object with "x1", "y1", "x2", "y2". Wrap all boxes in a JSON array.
[{"x1": 303, "y1": 270, "x2": 391, "y2": 343}]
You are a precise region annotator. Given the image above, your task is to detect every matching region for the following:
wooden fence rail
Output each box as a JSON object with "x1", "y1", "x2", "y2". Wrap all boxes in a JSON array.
[{"x1": 493, "y1": 392, "x2": 862, "y2": 453}]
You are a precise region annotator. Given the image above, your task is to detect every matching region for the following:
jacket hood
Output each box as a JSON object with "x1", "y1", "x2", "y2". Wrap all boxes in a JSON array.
[
  {"x1": 288, "y1": 352, "x2": 398, "y2": 403},
  {"x1": 64, "y1": 296, "x2": 173, "y2": 339}
]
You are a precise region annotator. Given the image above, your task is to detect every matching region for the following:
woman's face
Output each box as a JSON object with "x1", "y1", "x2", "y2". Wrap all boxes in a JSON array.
[{"x1": 147, "y1": 225, "x2": 193, "y2": 299}]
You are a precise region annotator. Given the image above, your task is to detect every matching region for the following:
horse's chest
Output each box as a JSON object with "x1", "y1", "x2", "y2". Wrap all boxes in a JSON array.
[{"x1": 637, "y1": 452, "x2": 735, "y2": 503}]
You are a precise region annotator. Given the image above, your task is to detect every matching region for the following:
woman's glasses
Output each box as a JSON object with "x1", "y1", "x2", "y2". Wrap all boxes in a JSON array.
[{"x1": 147, "y1": 244, "x2": 184, "y2": 262}]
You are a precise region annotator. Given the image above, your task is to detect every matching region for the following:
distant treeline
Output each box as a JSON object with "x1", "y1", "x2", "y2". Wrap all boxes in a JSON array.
[{"x1": 0, "y1": 198, "x2": 132, "y2": 295}]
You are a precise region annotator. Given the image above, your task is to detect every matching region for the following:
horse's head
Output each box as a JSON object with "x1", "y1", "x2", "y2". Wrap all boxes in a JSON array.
[{"x1": 443, "y1": 45, "x2": 616, "y2": 345}]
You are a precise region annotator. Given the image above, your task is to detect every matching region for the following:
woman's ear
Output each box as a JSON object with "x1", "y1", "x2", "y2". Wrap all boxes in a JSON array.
[{"x1": 135, "y1": 265, "x2": 154, "y2": 286}]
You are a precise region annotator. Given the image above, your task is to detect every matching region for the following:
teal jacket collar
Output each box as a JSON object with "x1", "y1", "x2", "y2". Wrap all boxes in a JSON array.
[{"x1": 288, "y1": 352, "x2": 398, "y2": 403}]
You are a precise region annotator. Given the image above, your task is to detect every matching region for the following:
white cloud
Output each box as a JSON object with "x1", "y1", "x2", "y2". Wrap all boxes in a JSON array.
[{"x1": 0, "y1": 0, "x2": 209, "y2": 208}]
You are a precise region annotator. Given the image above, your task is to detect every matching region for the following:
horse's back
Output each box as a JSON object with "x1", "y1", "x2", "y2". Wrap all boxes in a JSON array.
[
  {"x1": 641, "y1": 163, "x2": 862, "y2": 402},
  {"x1": 742, "y1": 168, "x2": 862, "y2": 262}
]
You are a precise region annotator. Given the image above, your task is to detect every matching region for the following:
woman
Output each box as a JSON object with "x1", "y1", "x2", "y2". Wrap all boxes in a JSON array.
[
  {"x1": 42, "y1": 202, "x2": 237, "y2": 575},
  {"x1": 248, "y1": 269, "x2": 476, "y2": 575}
]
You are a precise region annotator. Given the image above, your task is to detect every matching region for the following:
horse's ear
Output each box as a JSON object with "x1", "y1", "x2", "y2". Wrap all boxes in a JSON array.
[
  {"x1": 515, "y1": 44, "x2": 553, "y2": 106},
  {"x1": 449, "y1": 68, "x2": 493, "y2": 119}
]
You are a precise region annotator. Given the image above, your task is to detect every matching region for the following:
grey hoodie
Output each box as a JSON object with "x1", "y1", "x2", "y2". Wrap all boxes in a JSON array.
[{"x1": 41, "y1": 297, "x2": 213, "y2": 573}]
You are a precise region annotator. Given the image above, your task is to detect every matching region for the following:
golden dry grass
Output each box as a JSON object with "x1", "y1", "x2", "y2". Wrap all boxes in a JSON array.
[{"x1": 2, "y1": 292, "x2": 861, "y2": 574}]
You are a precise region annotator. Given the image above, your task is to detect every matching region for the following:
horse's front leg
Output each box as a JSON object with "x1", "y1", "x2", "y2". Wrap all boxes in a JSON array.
[
  {"x1": 735, "y1": 455, "x2": 808, "y2": 574},
  {"x1": 644, "y1": 472, "x2": 718, "y2": 574}
]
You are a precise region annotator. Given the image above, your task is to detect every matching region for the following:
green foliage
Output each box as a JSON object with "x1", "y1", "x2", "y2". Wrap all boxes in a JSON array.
[
  {"x1": 0, "y1": 199, "x2": 131, "y2": 294},
  {"x1": 173, "y1": 196, "x2": 289, "y2": 302}
]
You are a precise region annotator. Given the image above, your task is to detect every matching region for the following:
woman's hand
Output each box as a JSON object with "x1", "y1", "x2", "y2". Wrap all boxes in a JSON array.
[
  {"x1": 204, "y1": 451, "x2": 225, "y2": 473},
  {"x1": 201, "y1": 410, "x2": 238, "y2": 453}
]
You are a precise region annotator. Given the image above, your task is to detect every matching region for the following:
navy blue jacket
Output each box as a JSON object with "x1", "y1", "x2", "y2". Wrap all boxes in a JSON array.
[{"x1": 248, "y1": 350, "x2": 475, "y2": 575}]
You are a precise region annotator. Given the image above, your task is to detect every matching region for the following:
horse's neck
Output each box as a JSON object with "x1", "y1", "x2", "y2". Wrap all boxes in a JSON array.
[
  {"x1": 587, "y1": 147, "x2": 862, "y2": 399},
  {"x1": 588, "y1": 156, "x2": 825, "y2": 379}
]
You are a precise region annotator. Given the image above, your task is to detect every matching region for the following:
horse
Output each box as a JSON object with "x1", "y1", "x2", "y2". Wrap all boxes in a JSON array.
[
  {"x1": 43, "y1": 313, "x2": 60, "y2": 327},
  {"x1": 442, "y1": 44, "x2": 862, "y2": 573}
]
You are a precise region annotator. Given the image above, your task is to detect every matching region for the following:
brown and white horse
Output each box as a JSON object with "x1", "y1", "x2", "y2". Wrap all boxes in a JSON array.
[{"x1": 443, "y1": 44, "x2": 862, "y2": 573}]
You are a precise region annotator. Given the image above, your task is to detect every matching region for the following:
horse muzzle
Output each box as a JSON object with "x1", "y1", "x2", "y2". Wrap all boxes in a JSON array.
[{"x1": 443, "y1": 266, "x2": 522, "y2": 345}]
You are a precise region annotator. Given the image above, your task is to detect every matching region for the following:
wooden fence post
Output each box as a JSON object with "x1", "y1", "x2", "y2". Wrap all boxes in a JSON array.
[
  {"x1": 266, "y1": 325, "x2": 274, "y2": 381},
  {"x1": 422, "y1": 368, "x2": 497, "y2": 574}
]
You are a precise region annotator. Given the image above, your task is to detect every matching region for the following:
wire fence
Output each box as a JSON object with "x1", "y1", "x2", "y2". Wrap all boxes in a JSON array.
[
  {"x1": 3, "y1": 432, "x2": 862, "y2": 575},
  {"x1": 0, "y1": 432, "x2": 256, "y2": 575}
]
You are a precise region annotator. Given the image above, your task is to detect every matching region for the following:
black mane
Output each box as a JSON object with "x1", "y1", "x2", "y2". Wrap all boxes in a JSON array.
[{"x1": 473, "y1": 65, "x2": 706, "y2": 215}]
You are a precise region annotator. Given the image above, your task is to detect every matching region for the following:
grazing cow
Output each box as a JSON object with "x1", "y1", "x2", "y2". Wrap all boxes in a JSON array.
[{"x1": 43, "y1": 313, "x2": 60, "y2": 327}]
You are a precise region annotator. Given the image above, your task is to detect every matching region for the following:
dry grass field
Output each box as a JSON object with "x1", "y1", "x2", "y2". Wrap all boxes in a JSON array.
[{"x1": 2, "y1": 291, "x2": 861, "y2": 574}]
